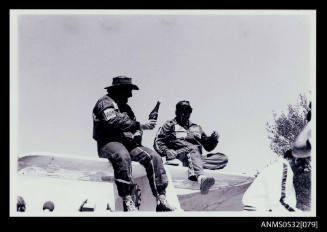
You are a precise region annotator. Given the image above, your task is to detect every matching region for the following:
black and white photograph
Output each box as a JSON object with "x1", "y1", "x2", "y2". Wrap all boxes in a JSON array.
[{"x1": 10, "y1": 9, "x2": 316, "y2": 217}]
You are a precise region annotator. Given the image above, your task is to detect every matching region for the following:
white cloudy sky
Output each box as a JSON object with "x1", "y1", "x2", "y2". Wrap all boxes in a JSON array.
[{"x1": 11, "y1": 10, "x2": 315, "y2": 173}]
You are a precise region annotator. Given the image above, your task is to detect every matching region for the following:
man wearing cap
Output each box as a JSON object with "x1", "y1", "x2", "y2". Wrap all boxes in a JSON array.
[
  {"x1": 92, "y1": 76, "x2": 174, "y2": 212},
  {"x1": 242, "y1": 108, "x2": 312, "y2": 212},
  {"x1": 154, "y1": 100, "x2": 220, "y2": 194}
]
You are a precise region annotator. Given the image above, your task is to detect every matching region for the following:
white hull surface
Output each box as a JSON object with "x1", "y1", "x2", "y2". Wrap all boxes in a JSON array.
[
  {"x1": 15, "y1": 153, "x2": 253, "y2": 214},
  {"x1": 166, "y1": 164, "x2": 254, "y2": 211}
]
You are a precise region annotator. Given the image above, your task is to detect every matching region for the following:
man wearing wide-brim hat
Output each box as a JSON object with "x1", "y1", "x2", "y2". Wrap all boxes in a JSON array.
[{"x1": 92, "y1": 76, "x2": 175, "y2": 212}]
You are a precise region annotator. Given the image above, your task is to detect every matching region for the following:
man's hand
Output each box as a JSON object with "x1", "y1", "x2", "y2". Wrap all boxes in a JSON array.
[
  {"x1": 211, "y1": 131, "x2": 219, "y2": 140},
  {"x1": 133, "y1": 130, "x2": 143, "y2": 145},
  {"x1": 165, "y1": 149, "x2": 178, "y2": 160},
  {"x1": 133, "y1": 130, "x2": 143, "y2": 137},
  {"x1": 141, "y1": 119, "x2": 157, "y2": 130}
]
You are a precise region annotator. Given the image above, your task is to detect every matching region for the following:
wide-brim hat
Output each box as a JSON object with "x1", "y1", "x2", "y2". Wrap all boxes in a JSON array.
[{"x1": 104, "y1": 76, "x2": 139, "y2": 91}]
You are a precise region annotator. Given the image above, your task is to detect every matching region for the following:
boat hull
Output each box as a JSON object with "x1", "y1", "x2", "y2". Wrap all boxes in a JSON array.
[
  {"x1": 14, "y1": 153, "x2": 253, "y2": 213},
  {"x1": 166, "y1": 164, "x2": 254, "y2": 211}
]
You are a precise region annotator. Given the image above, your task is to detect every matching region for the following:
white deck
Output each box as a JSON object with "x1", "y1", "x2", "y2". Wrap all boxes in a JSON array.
[{"x1": 14, "y1": 153, "x2": 253, "y2": 214}]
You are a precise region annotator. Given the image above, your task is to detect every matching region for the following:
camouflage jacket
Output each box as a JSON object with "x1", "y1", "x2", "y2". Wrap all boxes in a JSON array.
[
  {"x1": 92, "y1": 95, "x2": 141, "y2": 148},
  {"x1": 153, "y1": 118, "x2": 218, "y2": 157}
]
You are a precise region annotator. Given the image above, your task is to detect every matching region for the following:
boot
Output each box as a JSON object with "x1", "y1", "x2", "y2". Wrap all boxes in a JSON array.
[
  {"x1": 123, "y1": 195, "x2": 138, "y2": 212},
  {"x1": 156, "y1": 195, "x2": 175, "y2": 212},
  {"x1": 199, "y1": 176, "x2": 215, "y2": 194}
]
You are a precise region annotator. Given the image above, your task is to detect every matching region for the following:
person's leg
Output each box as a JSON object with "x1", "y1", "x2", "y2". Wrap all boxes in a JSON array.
[
  {"x1": 129, "y1": 146, "x2": 174, "y2": 211},
  {"x1": 175, "y1": 145, "x2": 204, "y2": 181},
  {"x1": 98, "y1": 142, "x2": 136, "y2": 211},
  {"x1": 129, "y1": 146, "x2": 168, "y2": 196},
  {"x1": 175, "y1": 147, "x2": 190, "y2": 167},
  {"x1": 176, "y1": 145, "x2": 215, "y2": 194}
]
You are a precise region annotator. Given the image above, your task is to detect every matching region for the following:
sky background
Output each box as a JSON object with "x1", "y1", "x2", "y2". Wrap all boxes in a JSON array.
[{"x1": 12, "y1": 11, "x2": 315, "y2": 174}]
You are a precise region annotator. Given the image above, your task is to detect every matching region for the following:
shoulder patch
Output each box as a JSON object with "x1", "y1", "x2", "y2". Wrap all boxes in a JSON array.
[{"x1": 103, "y1": 108, "x2": 116, "y2": 121}]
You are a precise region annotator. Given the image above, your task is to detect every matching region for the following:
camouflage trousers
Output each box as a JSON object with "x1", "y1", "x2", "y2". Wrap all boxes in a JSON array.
[{"x1": 98, "y1": 142, "x2": 168, "y2": 197}]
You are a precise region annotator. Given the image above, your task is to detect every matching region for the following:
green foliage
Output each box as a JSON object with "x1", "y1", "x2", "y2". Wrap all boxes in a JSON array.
[{"x1": 266, "y1": 94, "x2": 310, "y2": 156}]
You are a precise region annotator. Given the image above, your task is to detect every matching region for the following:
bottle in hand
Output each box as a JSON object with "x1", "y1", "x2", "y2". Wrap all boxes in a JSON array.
[{"x1": 148, "y1": 101, "x2": 161, "y2": 120}]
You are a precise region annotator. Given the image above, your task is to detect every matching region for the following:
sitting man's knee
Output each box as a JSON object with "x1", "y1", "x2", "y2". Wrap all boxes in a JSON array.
[
  {"x1": 113, "y1": 150, "x2": 131, "y2": 163},
  {"x1": 139, "y1": 154, "x2": 153, "y2": 165},
  {"x1": 138, "y1": 147, "x2": 160, "y2": 163},
  {"x1": 100, "y1": 143, "x2": 131, "y2": 163}
]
